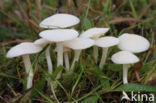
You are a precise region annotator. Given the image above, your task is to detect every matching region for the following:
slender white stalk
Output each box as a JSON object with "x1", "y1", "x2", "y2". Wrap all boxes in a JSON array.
[
  {"x1": 45, "y1": 45, "x2": 53, "y2": 74},
  {"x1": 122, "y1": 64, "x2": 131, "y2": 100},
  {"x1": 123, "y1": 64, "x2": 130, "y2": 84},
  {"x1": 64, "y1": 52, "x2": 70, "y2": 71},
  {"x1": 99, "y1": 48, "x2": 108, "y2": 69},
  {"x1": 22, "y1": 55, "x2": 32, "y2": 73},
  {"x1": 57, "y1": 42, "x2": 63, "y2": 66},
  {"x1": 70, "y1": 50, "x2": 81, "y2": 71},
  {"x1": 56, "y1": 42, "x2": 63, "y2": 79},
  {"x1": 22, "y1": 54, "x2": 33, "y2": 89},
  {"x1": 93, "y1": 46, "x2": 98, "y2": 63},
  {"x1": 27, "y1": 67, "x2": 34, "y2": 89}
]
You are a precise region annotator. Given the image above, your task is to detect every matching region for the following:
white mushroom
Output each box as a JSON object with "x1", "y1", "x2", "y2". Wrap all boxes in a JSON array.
[
  {"x1": 6, "y1": 42, "x2": 42, "y2": 89},
  {"x1": 39, "y1": 13, "x2": 80, "y2": 29},
  {"x1": 34, "y1": 38, "x2": 53, "y2": 74},
  {"x1": 95, "y1": 36, "x2": 120, "y2": 69},
  {"x1": 118, "y1": 33, "x2": 150, "y2": 53},
  {"x1": 111, "y1": 51, "x2": 140, "y2": 100},
  {"x1": 111, "y1": 51, "x2": 139, "y2": 84},
  {"x1": 80, "y1": 27, "x2": 109, "y2": 63},
  {"x1": 64, "y1": 38, "x2": 95, "y2": 70},
  {"x1": 39, "y1": 29, "x2": 79, "y2": 79}
]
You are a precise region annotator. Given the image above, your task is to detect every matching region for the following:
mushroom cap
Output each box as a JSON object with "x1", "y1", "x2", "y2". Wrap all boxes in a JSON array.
[
  {"x1": 39, "y1": 29, "x2": 79, "y2": 42},
  {"x1": 6, "y1": 42, "x2": 42, "y2": 58},
  {"x1": 64, "y1": 38, "x2": 95, "y2": 50},
  {"x1": 39, "y1": 13, "x2": 80, "y2": 28},
  {"x1": 118, "y1": 33, "x2": 150, "y2": 53},
  {"x1": 95, "y1": 36, "x2": 120, "y2": 48},
  {"x1": 111, "y1": 51, "x2": 139, "y2": 64},
  {"x1": 34, "y1": 38, "x2": 50, "y2": 47},
  {"x1": 80, "y1": 27, "x2": 109, "y2": 39}
]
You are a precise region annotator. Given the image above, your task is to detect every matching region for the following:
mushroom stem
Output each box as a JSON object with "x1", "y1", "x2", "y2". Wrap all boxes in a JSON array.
[
  {"x1": 123, "y1": 64, "x2": 130, "y2": 84},
  {"x1": 70, "y1": 50, "x2": 81, "y2": 70},
  {"x1": 99, "y1": 48, "x2": 108, "y2": 69},
  {"x1": 122, "y1": 64, "x2": 131, "y2": 100},
  {"x1": 56, "y1": 42, "x2": 63, "y2": 79},
  {"x1": 27, "y1": 67, "x2": 34, "y2": 89},
  {"x1": 93, "y1": 46, "x2": 98, "y2": 63},
  {"x1": 45, "y1": 45, "x2": 53, "y2": 74},
  {"x1": 57, "y1": 42, "x2": 63, "y2": 66},
  {"x1": 22, "y1": 54, "x2": 32, "y2": 73},
  {"x1": 22, "y1": 54, "x2": 33, "y2": 89},
  {"x1": 64, "y1": 52, "x2": 70, "y2": 71}
]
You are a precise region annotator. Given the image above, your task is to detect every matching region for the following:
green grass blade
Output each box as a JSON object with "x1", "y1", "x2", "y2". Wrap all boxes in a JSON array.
[
  {"x1": 50, "y1": 81, "x2": 60, "y2": 103},
  {"x1": 71, "y1": 65, "x2": 85, "y2": 96},
  {"x1": 71, "y1": 84, "x2": 102, "y2": 103},
  {"x1": 35, "y1": 89, "x2": 54, "y2": 103},
  {"x1": 129, "y1": 0, "x2": 137, "y2": 18}
]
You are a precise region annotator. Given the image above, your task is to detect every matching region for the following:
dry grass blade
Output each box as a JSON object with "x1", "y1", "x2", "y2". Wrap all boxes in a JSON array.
[
  {"x1": 138, "y1": 0, "x2": 155, "y2": 19},
  {"x1": 37, "y1": 0, "x2": 42, "y2": 21},
  {"x1": 29, "y1": 19, "x2": 40, "y2": 32},
  {"x1": 109, "y1": 17, "x2": 140, "y2": 24},
  {"x1": 98, "y1": 81, "x2": 122, "y2": 95},
  {"x1": 0, "y1": 39, "x2": 32, "y2": 46},
  {"x1": 26, "y1": 0, "x2": 33, "y2": 19},
  {"x1": 130, "y1": 0, "x2": 155, "y2": 28},
  {"x1": 15, "y1": 0, "x2": 29, "y2": 26}
]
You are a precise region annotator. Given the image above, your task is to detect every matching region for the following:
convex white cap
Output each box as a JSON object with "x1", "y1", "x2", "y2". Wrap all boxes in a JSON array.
[
  {"x1": 95, "y1": 36, "x2": 120, "y2": 48},
  {"x1": 111, "y1": 51, "x2": 140, "y2": 64},
  {"x1": 6, "y1": 42, "x2": 42, "y2": 58},
  {"x1": 118, "y1": 33, "x2": 150, "y2": 53},
  {"x1": 80, "y1": 27, "x2": 109, "y2": 39},
  {"x1": 39, "y1": 29, "x2": 79, "y2": 42},
  {"x1": 34, "y1": 38, "x2": 50, "y2": 47},
  {"x1": 39, "y1": 13, "x2": 80, "y2": 28},
  {"x1": 64, "y1": 38, "x2": 95, "y2": 50}
]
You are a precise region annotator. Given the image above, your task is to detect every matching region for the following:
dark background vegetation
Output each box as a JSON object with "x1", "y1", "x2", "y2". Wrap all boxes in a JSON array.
[{"x1": 0, "y1": 0, "x2": 156, "y2": 103}]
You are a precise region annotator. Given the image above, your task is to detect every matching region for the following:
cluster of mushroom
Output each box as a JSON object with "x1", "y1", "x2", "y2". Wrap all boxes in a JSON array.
[
  {"x1": 111, "y1": 33, "x2": 150, "y2": 99},
  {"x1": 6, "y1": 13, "x2": 150, "y2": 94}
]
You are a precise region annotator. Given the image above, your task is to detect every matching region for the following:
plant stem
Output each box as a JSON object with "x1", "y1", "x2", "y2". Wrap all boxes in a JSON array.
[
  {"x1": 93, "y1": 46, "x2": 98, "y2": 63},
  {"x1": 45, "y1": 45, "x2": 53, "y2": 74},
  {"x1": 99, "y1": 48, "x2": 108, "y2": 69},
  {"x1": 56, "y1": 42, "x2": 63, "y2": 79},
  {"x1": 64, "y1": 52, "x2": 70, "y2": 71},
  {"x1": 22, "y1": 54, "x2": 33, "y2": 89},
  {"x1": 70, "y1": 50, "x2": 81, "y2": 71}
]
